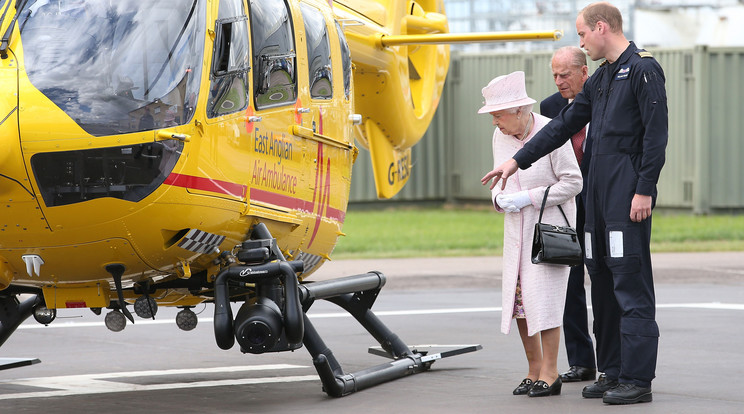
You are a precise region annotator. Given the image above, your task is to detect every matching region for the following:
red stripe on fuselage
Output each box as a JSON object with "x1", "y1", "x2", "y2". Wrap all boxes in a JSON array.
[
  {"x1": 164, "y1": 173, "x2": 345, "y2": 222},
  {"x1": 307, "y1": 145, "x2": 328, "y2": 248},
  {"x1": 164, "y1": 173, "x2": 247, "y2": 198},
  {"x1": 249, "y1": 188, "x2": 345, "y2": 222}
]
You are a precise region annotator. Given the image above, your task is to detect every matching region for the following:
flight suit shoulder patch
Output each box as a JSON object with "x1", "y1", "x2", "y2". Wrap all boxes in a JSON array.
[{"x1": 637, "y1": 50, "x2": 653, "y2": 58}]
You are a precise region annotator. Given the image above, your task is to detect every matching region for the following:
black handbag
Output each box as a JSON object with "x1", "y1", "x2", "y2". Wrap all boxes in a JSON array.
[{"x1": 531, "y1": 186, "x2": 583, "y2": 266}]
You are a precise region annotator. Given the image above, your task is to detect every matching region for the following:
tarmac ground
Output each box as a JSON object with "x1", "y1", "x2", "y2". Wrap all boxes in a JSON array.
[{"x1": 0, "y1": 252, "x2": 742, "y2": 413}]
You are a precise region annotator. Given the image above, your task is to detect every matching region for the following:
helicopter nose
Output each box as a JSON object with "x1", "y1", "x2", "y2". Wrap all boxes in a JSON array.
[
  {"x1": 0, "y1": 103, "x2": 38, "y2": 202},
  {"x1": 0, "y1": 85, "x2": 50, "y2": 235},
  {"x1": 0, "y1": 104, "x2": 20, "y2": 188}
]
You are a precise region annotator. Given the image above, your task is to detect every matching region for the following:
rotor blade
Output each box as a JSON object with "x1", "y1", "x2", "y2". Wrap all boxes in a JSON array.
[{"x1": 378, "y1": 30, "x2": 563, "y2": 48}]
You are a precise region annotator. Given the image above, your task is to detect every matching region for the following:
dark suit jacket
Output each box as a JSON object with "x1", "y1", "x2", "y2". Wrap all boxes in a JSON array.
[
  {"x1": 540, "y1": 92, "x2": 569, "y2": 120},
  {"x1": 540, "y1": 91, "x2": 592, "y2": 176}
]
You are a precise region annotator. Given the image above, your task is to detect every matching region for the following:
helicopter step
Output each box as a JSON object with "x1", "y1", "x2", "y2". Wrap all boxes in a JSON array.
[
  {"x1": 368, "y1": 344, "x2": 484, "y2": 361},
  {"x1": 0, "y1": 357, "x2": 40, "y2": 371}
]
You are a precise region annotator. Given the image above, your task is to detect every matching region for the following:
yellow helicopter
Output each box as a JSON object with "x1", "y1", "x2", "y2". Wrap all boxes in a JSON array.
[{"x1": 0, "y1": 0, "x2": 558, "y2": 395}]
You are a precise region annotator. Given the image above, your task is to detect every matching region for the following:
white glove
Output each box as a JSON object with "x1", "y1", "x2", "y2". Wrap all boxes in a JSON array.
[
  {"x1": 510, "y1": 190, "x2": 532, "y2": 209},
  {"x1": 496, "y1": 194, "x2": 519, "y2": 213},
  {"x1": 496, "y1": 191, "x2": 531, "y2": 213}
]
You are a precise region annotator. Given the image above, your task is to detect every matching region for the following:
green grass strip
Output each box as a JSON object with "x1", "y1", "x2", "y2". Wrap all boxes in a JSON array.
[{"x1": 331, "y1": 207, "x2": 744, "y2": 259}]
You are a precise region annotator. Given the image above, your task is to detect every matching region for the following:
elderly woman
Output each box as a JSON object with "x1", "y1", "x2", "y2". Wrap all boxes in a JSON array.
[{"x1": 479, "y1": 71, "x2": 582, "y2": 397}]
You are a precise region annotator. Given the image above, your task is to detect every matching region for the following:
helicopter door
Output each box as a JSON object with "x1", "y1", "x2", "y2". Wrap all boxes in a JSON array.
[
  {"x1": 300, "y1": 3, "x2": 333, "y2": 103},
  {"x1": 292, "y1": 3, "x2": 354, "y2": 253},
  {"x1": 297, "y1": 4, "x2": 353, "y2": 149},
  {"x1": 246, "y1": 0, "x2": 306, "y2": 216},
  {"x1": 198, "y1": 0, "x2": 252, "y2": 202}
]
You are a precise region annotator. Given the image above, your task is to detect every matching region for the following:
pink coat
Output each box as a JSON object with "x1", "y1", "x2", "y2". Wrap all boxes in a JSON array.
[{"x1": 490, "y1": 113, "x2": 583, "y2": 336}]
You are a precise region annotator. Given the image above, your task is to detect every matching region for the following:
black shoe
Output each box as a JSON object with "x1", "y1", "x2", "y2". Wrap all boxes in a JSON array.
[
  {"x1": 513, "y1": 378, "x2": 534, "y2": 395},
  {"x1": 528, "y1": 378, "x2": 562, "y2": 397},
  {"x1": 560, "y1": 366, "x2": 596, "y2": 382},
  {"x1": 582, "y1": 373, "x2": 618, "y2": 398},
  {"x1": 603, "y1": 383, "x2": 652, "y2": 405}
]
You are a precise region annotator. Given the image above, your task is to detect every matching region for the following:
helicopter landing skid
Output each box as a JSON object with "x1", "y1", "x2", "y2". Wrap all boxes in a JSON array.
[
  {"x1": 0, "y1": 294, "x2": 43, "y2": 371},
  {"x1": 368, "y1": 344, "x2": 483, "y2": 361},
  {"x1": 0, "y1": 357, "x2": 41, "y2": 371},
  {"x1": 298, "y1": 273, "x2": 482, "y2": 397}
]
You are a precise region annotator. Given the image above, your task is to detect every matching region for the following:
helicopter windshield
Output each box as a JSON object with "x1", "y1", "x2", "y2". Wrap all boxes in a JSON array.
[{"x1": 19, "y1": 0, "x2": 206, "y2": 136}]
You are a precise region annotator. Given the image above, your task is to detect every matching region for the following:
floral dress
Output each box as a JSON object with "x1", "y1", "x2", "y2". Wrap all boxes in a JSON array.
[{"x1": 512, "y1": 276, "x2": 526, "y2": 319}]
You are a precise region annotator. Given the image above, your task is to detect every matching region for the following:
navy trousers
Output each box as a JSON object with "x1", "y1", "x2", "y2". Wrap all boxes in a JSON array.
[
  {"x1": 563, "y1": 194, "x2": 596, "y2": 370},
  {"x1": 583, "y1": 154, "x2": 660, "y2": 388}
]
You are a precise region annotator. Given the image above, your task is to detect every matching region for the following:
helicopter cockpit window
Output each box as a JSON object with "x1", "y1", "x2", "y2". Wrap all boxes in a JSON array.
[
  {"x1": 335, "y1": 21, "x2": 352, "y2": 100},
  {"x1": 249, "y1": 0, "x2": 297, "y2": 110},
  {"x1": 207, "y1": 0, "x2": 250, "y2": 118},
  {"x1": 18, "y1": 0, "x2": 206, "y2": 136},
  {"x1": 299, "y1": 3, "x2": 332, "y2": 100}
]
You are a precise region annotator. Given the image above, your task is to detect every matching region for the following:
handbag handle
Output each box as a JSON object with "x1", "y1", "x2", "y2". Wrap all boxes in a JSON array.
[{"x1": 537, "y1": 185, "x2": 571, "y2": 226}]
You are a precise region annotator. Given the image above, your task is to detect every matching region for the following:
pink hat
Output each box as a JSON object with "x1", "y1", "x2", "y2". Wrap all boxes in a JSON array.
[{"x1": 477, "y1": 71, "x2": 536, "y2": 114}]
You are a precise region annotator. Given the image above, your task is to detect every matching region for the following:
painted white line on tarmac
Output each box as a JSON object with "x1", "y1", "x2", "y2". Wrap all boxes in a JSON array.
[
  {"x1": 0, "y1": 365, "x2": 315, "y2": 401},
  {"x1": 311, "y1": 307, "x2": 502, "y2": 318},
  {"x1": 655, "y1": 302, "x2": 744, "y2": 310},
  {"x1": 16, "y1": 303, "x2": 744, "y2": 330},
  {"x1": 17, "y1": 308, "x2": 502, "y2": 329}
]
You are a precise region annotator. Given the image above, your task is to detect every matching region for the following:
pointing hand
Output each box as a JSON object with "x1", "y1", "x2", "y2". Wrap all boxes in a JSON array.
[{"x1": 481, "y1": 159, "x2": 519, "y2": 190}]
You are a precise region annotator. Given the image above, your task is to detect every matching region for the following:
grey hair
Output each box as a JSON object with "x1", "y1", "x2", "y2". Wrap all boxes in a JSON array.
[
  {"x1": 501, "y1": 104, "x2": 533, "y2": 116},
  {"x1": 515, "y1": 104, "x2": 534, "y2": 114},
  {"x1": 552, "y1": 46, "x2": 587, "y2": 68}
]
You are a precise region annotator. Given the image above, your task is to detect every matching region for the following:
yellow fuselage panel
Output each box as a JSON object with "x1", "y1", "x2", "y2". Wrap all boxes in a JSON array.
[
  {"x1": 0, "y1": 59, "x2": 48, "y2": 235},
  {"x1": 7, "y1": 239, "x2": 146, "y2": 286}
]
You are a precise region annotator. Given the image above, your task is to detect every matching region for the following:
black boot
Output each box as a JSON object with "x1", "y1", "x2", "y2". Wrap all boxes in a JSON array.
[
  {"x1": 560, "y1": 366, "x2": 597, "y2": 382},
  {"x1": 582, "y1": 373, "x2": 618, "y2": 398},
  {"x1": 603, "y1": 383, "x2": 652, "y2": 404}
]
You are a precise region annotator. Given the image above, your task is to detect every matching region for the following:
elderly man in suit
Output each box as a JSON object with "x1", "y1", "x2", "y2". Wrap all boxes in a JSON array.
[{"x1": 540, "y1": 46, "x2": 596, "y2": 384}]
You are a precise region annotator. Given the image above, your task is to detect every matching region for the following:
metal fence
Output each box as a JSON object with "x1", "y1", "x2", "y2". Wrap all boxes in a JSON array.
[{"x1": 349, "y1": 46, "x2": 744, "y2": 214}]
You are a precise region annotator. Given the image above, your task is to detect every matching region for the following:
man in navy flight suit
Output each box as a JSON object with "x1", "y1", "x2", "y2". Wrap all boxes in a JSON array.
[
  {"x1": 540, "y1": 46, "x2": 597, "y2": 385},
  {"x1": 482, "y1": 2, "x2": 667, "y2": 405}
]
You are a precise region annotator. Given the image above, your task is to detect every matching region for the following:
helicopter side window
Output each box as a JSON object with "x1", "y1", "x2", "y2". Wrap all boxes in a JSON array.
[
  {"x1": 249, "y1": 0, "x2": 297, "y2": 110},
  {"x1": 299, "y1": 3, "x2": 332, "y2": 100},
  {"x1": 335, "y1": 21, "x2": 352, "y2": 100},
  {"x1": 207, "y1": 0, "x2": 250, "y2": 118}
]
